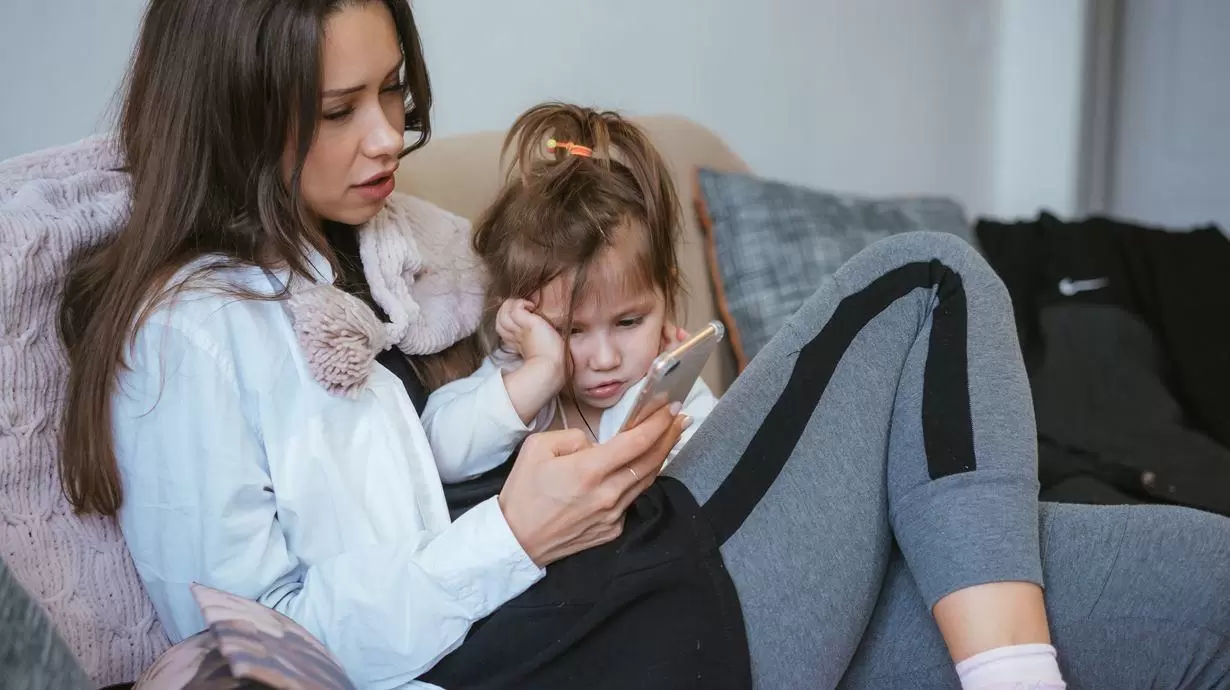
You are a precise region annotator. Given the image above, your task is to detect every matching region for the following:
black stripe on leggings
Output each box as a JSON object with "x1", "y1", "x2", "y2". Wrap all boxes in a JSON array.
[{"x1": 703, "y1": 260, "x2": 974, "y2": 545}]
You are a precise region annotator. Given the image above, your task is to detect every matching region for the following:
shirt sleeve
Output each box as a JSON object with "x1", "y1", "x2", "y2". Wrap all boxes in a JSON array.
[
  {"x1": 420, "y1": 355, "x2": 545, "y2": 483},
  {"x1": 112, "y1": 319, "x2": 544, "y2": 689}
]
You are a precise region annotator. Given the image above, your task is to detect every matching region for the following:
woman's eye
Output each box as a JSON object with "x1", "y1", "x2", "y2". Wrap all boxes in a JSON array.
[
  {"x1": 381, "y1": 81, "x2": 406, "y2": 94},
  {"x1": 618, "y1": 317, "x2": 644, "y2": 328},
  {"x1": 323, "y1": 107, "x2": 353, "y2": 122}
]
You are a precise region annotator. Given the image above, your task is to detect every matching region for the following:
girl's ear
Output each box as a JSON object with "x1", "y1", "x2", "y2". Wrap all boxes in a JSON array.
[{"x1": 660, "y1": 321, "x2": 688, "y2": 352}]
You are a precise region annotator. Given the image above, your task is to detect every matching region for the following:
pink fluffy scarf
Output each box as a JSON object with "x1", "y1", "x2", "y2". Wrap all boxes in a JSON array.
[
  {"x1": 5, "y1": 134, "x2": 486, "y2": 401},
  {"x1": 285, "y1": 191, "x2": 486, "y2": 398}
]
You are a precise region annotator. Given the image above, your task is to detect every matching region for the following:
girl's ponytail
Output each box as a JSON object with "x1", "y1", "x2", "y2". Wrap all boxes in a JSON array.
[{"x1": 486, "y1": 103, "x2": 682, "y2": 311}]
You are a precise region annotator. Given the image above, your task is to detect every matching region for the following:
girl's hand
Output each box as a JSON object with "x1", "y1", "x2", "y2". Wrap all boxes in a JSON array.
[
  {"x1": 496, "y1": 298, "x2": 567, "y2": 423},
  {"x1": 497, "y1": 299, "x2": 566, "y2": 372},
  {"x1": 499, "y1": 403, "x2": 689, "y2": 566}
]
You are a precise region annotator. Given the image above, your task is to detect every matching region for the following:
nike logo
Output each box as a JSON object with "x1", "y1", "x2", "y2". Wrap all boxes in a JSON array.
[{"x1": 1058, "y1": 277, "x2": 1109, "y2": 296}]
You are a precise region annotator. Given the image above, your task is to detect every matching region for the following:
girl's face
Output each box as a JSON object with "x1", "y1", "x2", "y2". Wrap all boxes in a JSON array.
[
  {"x1": 537, "y1": 245, "x2": 669, "y2": 411},
  {"x1": 297, "y1": 2, "x2": 406, "y2": 225}
]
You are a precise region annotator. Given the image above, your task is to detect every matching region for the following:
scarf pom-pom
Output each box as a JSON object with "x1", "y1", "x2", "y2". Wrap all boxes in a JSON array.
[{"x1": 287, "y1": 284, "x2": 392, "y2": 399}]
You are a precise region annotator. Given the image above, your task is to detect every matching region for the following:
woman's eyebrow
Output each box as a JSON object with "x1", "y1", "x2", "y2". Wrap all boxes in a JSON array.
[
  {"x1": 322, "y1": 60, "x2": 405, "y2": 98},
  {"x1": 322, "y1": 84, "x2": 364, "y2": 98}
]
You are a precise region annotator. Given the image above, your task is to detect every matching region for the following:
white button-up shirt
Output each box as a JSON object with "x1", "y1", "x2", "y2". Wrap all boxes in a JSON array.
[{"x1": 111, "y1": 255, "x2": 544, "y2": 690}]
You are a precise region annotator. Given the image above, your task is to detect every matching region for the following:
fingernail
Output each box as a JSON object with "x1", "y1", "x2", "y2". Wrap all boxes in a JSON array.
[
  {"x1": 669, "y1": 402, "x2": 683, "y2": 415},
  {"x1": 680, "y1": 414, "x2": 693, "y2": 430}
]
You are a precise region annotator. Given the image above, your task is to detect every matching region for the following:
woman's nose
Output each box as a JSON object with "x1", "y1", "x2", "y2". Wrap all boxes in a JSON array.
[{"x1": 363, "y1": 110, "x2": 402, "y2": 160}]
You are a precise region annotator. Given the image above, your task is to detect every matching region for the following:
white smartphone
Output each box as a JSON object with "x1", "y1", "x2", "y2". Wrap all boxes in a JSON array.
[{"x1": 618, "y1": 320, "x2": 726, "y2": 433}]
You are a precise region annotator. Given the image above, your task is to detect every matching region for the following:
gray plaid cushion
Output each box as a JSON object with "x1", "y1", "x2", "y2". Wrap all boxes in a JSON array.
[{"x1": 697, "y1": 168, "x2": 971, "y2": 366}]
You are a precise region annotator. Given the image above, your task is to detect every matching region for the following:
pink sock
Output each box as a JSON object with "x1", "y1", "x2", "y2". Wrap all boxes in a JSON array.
[{"x1": 955, "y1": 643, "x2": 1067, "y2": 690}]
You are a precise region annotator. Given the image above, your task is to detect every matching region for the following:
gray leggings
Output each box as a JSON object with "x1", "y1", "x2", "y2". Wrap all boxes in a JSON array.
[{"x1": 665, "y1": 232, "x2": 1230, "y2": 689}]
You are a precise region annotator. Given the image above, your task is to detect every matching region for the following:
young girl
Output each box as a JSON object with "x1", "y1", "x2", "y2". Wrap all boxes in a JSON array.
[{"x1": 421, "y1": 103, "x2": 716, "y2": 482}]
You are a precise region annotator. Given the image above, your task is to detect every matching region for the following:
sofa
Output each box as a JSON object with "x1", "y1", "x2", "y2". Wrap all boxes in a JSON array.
[
  {"x1": 11, "y1": 112, "x2": 1222, "y2": 688},
  {"x1": 0, "y1": 116, "x2": 750, "y2": 686}
]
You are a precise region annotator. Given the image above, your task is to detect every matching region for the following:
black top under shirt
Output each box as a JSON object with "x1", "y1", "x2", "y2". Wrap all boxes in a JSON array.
[
  {"x1": 324, "y1": 222, "x2": 430, "y2": 413},
  {"x1": 324, "y1": 224, "x2": 752, "y2": 689}
]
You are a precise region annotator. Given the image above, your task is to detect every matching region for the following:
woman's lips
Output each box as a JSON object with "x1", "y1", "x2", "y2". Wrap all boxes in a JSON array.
[{"x1": 352, "y1": 174, "x2": 395, "y2": 201}]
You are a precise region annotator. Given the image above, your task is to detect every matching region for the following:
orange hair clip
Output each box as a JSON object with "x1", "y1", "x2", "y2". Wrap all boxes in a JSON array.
[{"x1": 547, "y1": 138, "x2": 593, "y2": 158}]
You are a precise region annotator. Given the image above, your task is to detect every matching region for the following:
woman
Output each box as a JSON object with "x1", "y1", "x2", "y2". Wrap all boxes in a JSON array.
[{"x1": 58, "y1": 0, "x2": 1229, "y2": 688}]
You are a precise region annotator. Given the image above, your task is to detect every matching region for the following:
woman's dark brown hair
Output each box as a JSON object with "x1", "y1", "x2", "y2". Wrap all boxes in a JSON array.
[
  {"x1": 468, "y1": 102, "x2": 683, "y2": 361},
  {"x1": 59, "y1": 0, "x2": 432, "y2": 516}
]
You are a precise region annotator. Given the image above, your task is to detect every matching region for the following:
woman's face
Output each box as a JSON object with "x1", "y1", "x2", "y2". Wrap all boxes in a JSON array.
[{"x1": 297, "y1": 2, "x2": 407, "y2": 225}]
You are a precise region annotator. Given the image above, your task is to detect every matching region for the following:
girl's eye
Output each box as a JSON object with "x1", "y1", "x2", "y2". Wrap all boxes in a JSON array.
[
  {"x1": 618, "y1": 316, "x2": 645, "y2": 328},
  {"x1": 381, "y1": 81, "x2": 405, "y2": 95}
]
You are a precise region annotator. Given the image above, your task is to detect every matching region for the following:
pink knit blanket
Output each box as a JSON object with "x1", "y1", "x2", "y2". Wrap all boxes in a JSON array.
[{"x1": 0, "y1": 136, "x2": 171, "y2": 685}]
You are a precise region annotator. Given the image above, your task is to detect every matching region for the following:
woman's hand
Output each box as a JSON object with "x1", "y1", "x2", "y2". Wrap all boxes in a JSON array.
[
  {"x1": 496, "y1": 298, "x2": 568, "y2": 423},
  {"x1": 498, "y1": 403, "x2": 689, "y2": 567}
]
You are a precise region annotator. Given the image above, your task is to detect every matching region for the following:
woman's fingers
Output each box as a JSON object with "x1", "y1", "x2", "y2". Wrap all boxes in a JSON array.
[
  {"x1": 524, "y1": 428, "x2": 591, "y2": 458},
  {"x1": 602, "y1": 412, "x2": 688, "y2": 518},
  {"x1": 580, "y1": 404, "x2": 689, "y2": 503},
  {"x1": 592, "y1": 403, "x2": 677, "y2": 468},
  {"x1": 620, "y1": 413, "x2": 687, "y2": 495}
]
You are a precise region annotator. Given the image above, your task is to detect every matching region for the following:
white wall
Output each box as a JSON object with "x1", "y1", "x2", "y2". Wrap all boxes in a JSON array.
[
  {"x1": 416, "y1": 0, "x2": 1001, "y2": 215},
  {"x1": 0, "y1": 0, "x2": 146, "y2": 162},
  {"x1": 0, "y1": 0, "x2": 1090, "y2": 221},
  {"x1": 1108, "y1": 0, "x2": 1230, "y2": 232},
  {"x1": 988, "y1": 0, "x2": 1091, "y2": 220}
]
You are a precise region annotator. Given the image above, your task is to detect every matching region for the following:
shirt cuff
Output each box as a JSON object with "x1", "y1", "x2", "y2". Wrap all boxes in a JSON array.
[{"x1": 421, "y1": 495, "x2": 545, "y2": 619}]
